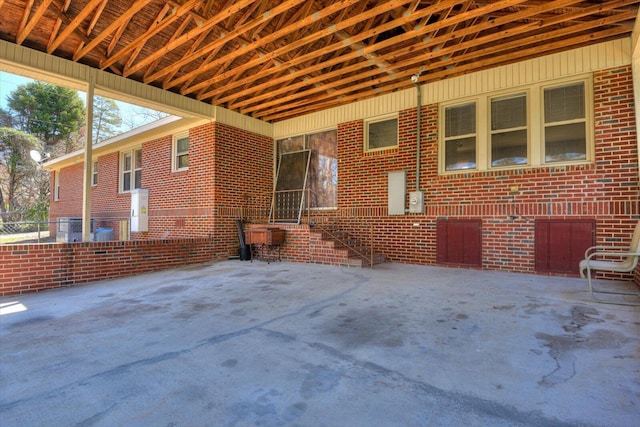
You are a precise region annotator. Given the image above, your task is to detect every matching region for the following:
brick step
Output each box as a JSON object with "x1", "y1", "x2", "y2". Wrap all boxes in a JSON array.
[{"x1": 310, "y1": 226, "x2": 386, "y2": 268}]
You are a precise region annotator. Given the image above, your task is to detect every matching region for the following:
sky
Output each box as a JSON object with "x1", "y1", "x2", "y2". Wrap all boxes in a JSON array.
[{"x1": 0, "y1": 71, "x2": 167, "y2": 133}]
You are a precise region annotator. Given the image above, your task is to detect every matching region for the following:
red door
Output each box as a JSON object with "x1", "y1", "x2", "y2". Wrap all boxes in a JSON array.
[
  {"x1": 437, "y1": 219, "x2": 482, "y2": 267},
  {"x1": 535, "y1": 219, "x2": 595, "y2": 274}
]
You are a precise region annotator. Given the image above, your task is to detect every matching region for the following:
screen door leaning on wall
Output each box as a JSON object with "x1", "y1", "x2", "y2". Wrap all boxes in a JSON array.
[{"x1": 270, "y1": 149, "x2": 311, "y2": 223}]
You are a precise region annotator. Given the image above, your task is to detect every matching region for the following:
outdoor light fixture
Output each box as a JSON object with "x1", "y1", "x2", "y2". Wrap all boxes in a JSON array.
[
  {"x1": 411, "y1": 73, "x2": 420, "y2": 84},
  {"x1": 29, "y1": 150, "x2": 50, "y2": 163}
]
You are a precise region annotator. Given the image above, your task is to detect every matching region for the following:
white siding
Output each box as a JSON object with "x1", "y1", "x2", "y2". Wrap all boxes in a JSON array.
[
  {"x1": 0, "y1": 40, "x2": 274, "y2": 137},
  {"x1": 0, "y1": 40, "x2": 215, "y2": 119},
  {"x1": 214, "y1": 107, "x2": 273, "y2": 138}
]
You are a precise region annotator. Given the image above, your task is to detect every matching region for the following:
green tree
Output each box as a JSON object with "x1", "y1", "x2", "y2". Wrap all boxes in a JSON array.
[
  {"x1": 0, "y1": 127, "x2": 42, "y2": 222},
  {"x1": 93, "y1": 96, "x2": 122, "y2": 143},
  {"x1": 0, "y1": 107, "x2": 13, "y2": 127},
  {"x1": 7, "y1": 82, "x2": 85, "y2": 154}
]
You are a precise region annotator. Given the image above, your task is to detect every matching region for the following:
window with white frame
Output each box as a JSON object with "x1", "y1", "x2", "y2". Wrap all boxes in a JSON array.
[
  {"x1": 444, "y1": 102, "x2": 477, "y2": 171},
  {"x1": 92, "y1": 161, "x2": 98, "y2": 186},
  {"x1": 53, "y1": 171, "x2": 60, "y2": 201},
  {"x1": 173, "y1": 133, "x2": 189, "y2": 171},
  {"x1": 120, "y1": 148, "x2": 142, "y2": 192},
  {"x1": 490, "y1": 93, "x2": 528, "y2": 167},
  {"x1": 543, "y1": 82, "x2": 587, "y2": 163},
  {"x1": 366, "y1": 116, "x2": 398, "y2": 151},
  {"x1": 440, "y1": 76, "x2": 591, "y2": 173}
]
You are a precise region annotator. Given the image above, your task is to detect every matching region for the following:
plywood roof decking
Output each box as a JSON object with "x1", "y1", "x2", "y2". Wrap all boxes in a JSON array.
[{"x1": 1, "y1": 1, "x2": 638, "y2": 122}]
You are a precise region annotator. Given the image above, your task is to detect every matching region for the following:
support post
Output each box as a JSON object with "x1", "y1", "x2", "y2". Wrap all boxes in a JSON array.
[{"x1": 82, "y1": 71, "x2": 95, "y2": 242}]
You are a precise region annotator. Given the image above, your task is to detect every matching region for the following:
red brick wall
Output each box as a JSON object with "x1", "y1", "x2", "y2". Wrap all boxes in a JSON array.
[
  {"x1": 0, "y1": 238, "x2": 214, "y2": 296},
  {"x1": 213, "y1": 122, "x2": 274, "y2": 256},
  {"x1": 43, "y1": 65, "x2": 638, "y2": 285},
  {"x1": 335, "y1": 66, "x2": 638, "y2": 279},
  {"x1": 49, "y1": 122, "x2": 273, "y2": 258}
]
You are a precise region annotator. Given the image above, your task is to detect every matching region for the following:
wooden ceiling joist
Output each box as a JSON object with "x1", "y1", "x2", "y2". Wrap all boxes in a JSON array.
[
  {"x1": 0, "y1": 0, "x2": 636, "y2": 122},
  {"x1": 122, "y1": 0, "x2": 263, "y2": 77},
  {"x1": 247, "y1": 3, "x2": 634, "y2": 119},
  {"x1": 17, "y1": 0, "x2": 52, "y2": 45},
  {"x1": 215, "y1": 0, "x2": 523, "y2": 107}
]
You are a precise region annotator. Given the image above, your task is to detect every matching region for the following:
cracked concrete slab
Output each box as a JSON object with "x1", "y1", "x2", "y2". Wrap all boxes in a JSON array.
[{"x1": 1, "y1": 261, "x2": 638, "y2": 426}]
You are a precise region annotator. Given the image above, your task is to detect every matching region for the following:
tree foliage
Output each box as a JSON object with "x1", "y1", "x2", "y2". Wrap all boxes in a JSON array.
[
  {"x1": 7, "y1": 81, "x2": 85, "y2": 154},
  {"x1": 93, "y1": 96, "x2": 122, "y2": 143},
  {"x1": 0, "y1": 127, "x2": 43, "y2": 222}
]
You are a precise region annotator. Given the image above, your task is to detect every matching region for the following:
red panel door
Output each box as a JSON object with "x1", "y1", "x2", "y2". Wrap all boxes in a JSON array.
[
  {"x1": 437, "y1": 219, "x2": 482, "y2": 267},
  {"x1": 535, "y1": 219, "x2": 595, "y2": 274}
]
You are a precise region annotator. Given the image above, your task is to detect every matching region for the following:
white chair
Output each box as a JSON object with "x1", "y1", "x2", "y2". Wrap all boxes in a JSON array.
[{"x1": 579, "y1": 220, "x2": 640, "y2": 306}]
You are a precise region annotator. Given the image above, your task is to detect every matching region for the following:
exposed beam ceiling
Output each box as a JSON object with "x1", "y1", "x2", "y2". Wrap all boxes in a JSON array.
[{"x1": 0, "y1": 0, "x2": 638, "y2": 122}]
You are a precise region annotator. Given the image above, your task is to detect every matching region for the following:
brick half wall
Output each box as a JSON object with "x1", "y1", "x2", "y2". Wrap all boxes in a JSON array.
[{"x1": 0, "y1": 238, "x2": 215, "y2": 296}]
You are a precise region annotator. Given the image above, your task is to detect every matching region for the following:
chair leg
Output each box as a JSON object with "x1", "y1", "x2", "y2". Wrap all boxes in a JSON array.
[{"x1": 586, "y1": 266, "x2": 640, "y2": 306}]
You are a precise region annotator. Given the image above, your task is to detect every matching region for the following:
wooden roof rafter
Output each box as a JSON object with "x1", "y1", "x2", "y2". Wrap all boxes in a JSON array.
[
  {"x1": 150, "y1": 0, "x2": 362, "y2": 89},
  {"x1": 238, "y1": 0, "x2": 610, "y2": 116},
  {"x1": 124, "y1": 0, "x2": 268, "y2": 79},
  {"x1": 193, "y1": 0, "x2": 436, "y2": 100},
  {"x1": 123, "y1": 3, "x2": 173, "y2": 74},
  {"x1": 256, "y1": 12, "x2": 634, "y2": 121},
  {"x1": 1, "y1": 0, "x2": 638, "y2": 122},
  {"x1": 261, "y1": 20, "x2": 633, "y2": 122},
  {"x1": 17, "y1": 0, "x2": 53, "y2": 45},
  {"x1": 99, "y1": 0, "x2": 202, "y2": 71},
  {"x1": 215, "y1": 0, "x2": 523, "y2": 107},
  {"x1": 74, "y1": 0, "x2": 154, "y2": 62},
  {"x1": 47, "y1": 0, "x2": 105, "y2": 54}
]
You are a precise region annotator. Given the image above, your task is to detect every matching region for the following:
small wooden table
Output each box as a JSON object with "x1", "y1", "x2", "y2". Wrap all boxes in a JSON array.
[{"x1": 244, "y1": 228, "x2": 285, "y2": 263}]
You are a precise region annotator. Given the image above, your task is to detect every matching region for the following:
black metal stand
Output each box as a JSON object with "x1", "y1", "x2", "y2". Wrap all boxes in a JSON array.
[{"x1": 250, "y1": 243, "x2": 281, "y2": 263}]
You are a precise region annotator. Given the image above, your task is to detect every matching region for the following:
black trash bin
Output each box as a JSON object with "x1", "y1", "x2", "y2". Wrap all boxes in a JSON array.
[{"x1": 239, "y1": 245, "x2": 251, "y2": 261}]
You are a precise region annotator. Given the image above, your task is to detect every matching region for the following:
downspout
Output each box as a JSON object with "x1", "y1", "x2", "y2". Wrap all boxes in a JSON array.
[
  {"x1": 632, "y1": 11, "x2": 640, "y2": 186},
  {"x1": 413, "y1": 73, "x2": 421, "y2": 192}
]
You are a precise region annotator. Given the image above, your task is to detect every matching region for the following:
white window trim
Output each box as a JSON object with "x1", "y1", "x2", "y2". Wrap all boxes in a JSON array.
[
  {"x1": 489, "y1": 91, "x2": 530, "y2": 169},
  {"x1": 365, "y1": 114, "x2": 399, "y2": 152},
  {"x1": 540, "y1": 77, "x2": 594, "y2": 165},
  {"x1": 172, "y1": 132, "x2": 189, "y2": 172},
  {"x1": 441, "y1": 100, "x2": 480, "y2": 172},
  {"x1": 53, "y1": 171, "x2": 60, "y2": 201},
  {"x1": 92, "y1": 161, "x2": 98, "y2": 186},
  {"x1": 119, "y1": 147, "x2": 142, "y2": 193},
  {"x1": 439, "y1": 75, "x2": 593, "y2": 174}
]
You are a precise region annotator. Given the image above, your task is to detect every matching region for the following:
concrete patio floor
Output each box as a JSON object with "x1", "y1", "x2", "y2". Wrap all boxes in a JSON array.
[{"x1": 1, "y1": 261, "x2": 638, "y2": 427}]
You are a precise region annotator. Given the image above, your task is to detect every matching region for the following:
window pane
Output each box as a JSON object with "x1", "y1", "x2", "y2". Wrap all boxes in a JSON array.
[
  {"x1": 177, "y1": 137, "x2": 189, "y2": 153},
  {"x1": 178, "y1": 154, "x2": 189, "y2": 169},
  {"x1": 445, "y1": 103, "x2": 475, "y2": 137},
  {"x1": 123, "y1": 172, "x2": 131, "y2": 191},
  {"x1": 544, "y1": 83, "x2": 585, "y2": 123},
  {"x1": 124, "y1": 153, "x2": 132, "y2": 171},
  {"x1": 445, "y1": 137, "x2": 476, "y2": 171},
  {"x1": 491, "y1": 95, "x2": 526, "y2": 130},
  {"x1": 307, "y1": 130, "x2": 338, "y2": 208},
  {"x1": 545, "y1": 123, "x2": 586, "y2": 162},
  {"x1": 491, "y1": 130, "x2": 528, "y2": 167},
  {"x1": 134, "y1": 149, "x2": 142, "y2": 169},
  {"x1": 277, "y1": 135, "x2": 305, "y2": 154},
  {"x1": 134, "y1": 170, "x2": 142, "y2": 189},
  {"x1": 368, "y1": 118, "x2": 397, "y2": 150}
]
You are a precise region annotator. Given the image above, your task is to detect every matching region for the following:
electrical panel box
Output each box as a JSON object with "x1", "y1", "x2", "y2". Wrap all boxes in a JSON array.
[
  {"x1": 130, "y1": 189, "x2": 149, "y2": 232},
  {"x1": 409, "y1": 191, "x2": 424, "y2": 214},
  {"x1": 388, "y1": 171, "x2": 406, "y2": 215}
]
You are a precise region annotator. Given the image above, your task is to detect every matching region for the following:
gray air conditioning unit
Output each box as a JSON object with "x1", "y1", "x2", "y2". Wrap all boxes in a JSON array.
[{"x1": 56, "y1": 217, "x2": 95, "y2": 242}]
